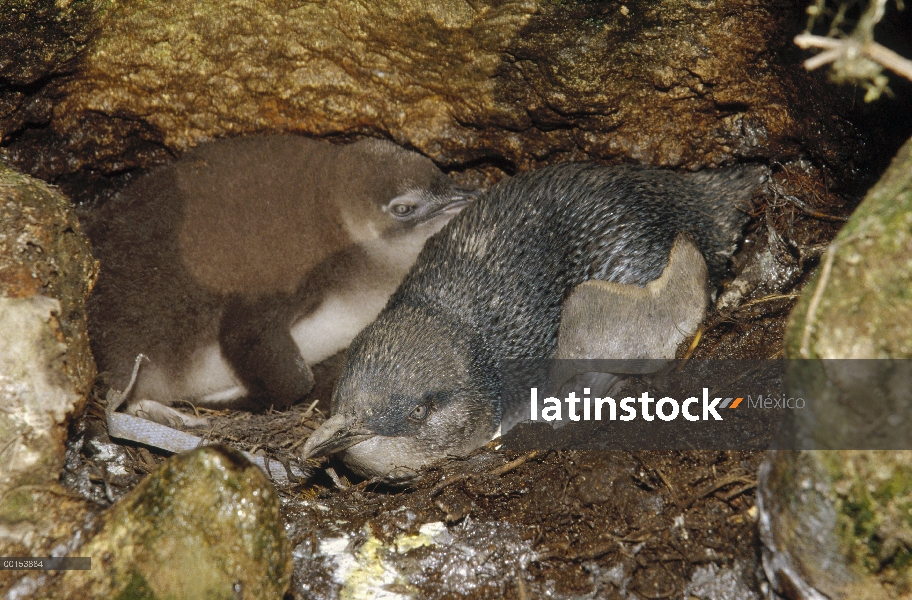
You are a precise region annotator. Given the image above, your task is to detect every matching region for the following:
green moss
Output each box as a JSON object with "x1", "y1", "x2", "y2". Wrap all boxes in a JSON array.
[
  {"x1": 114, "y1": 572, "x2": 157, "y2": 600},
  {"x1": 872, "y1": 469, "x2": 912, "y2": 504},
  {"x1": 892, "y1": 548, "x2": 912, "y2": 572},
  {"x1": 828, "y1": 455, "x2": 912, "y2": 583},
  {"x1": 839, "y1": 488, "x2": 881, "y2": 569},
  {"x1": 0, "y1": 491, "x2": 29, "y2": 523}
]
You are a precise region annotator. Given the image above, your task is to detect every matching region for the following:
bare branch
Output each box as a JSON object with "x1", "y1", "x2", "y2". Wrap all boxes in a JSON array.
[
  {"x1": 796, "y1": 0, "x2": 911, "y2": 101},
  {"x1": 795, "y1": 33, "x2": 912, "y2": 82}
]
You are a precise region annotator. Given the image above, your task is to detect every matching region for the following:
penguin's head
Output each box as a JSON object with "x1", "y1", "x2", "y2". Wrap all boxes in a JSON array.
[
  {"x1": 338, "y1": 139, "x2": 478, "y2": 245},
  {"x1": 301, "y1": 304, "x2": 498, "y2": 484}
]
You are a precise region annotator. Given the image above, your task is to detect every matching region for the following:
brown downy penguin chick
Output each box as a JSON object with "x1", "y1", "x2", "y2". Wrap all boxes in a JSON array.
[
  {"x1": 302, "y1": 162, "x2": 765, "y2": 482},
  {"x1": 86, "y1": 135, "x2": 476, "y2": 425}
]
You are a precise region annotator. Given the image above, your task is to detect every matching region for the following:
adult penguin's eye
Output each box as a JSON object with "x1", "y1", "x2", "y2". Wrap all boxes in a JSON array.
[{"x1": 409, "y1": 404, "x2": 429, "y2": 421}]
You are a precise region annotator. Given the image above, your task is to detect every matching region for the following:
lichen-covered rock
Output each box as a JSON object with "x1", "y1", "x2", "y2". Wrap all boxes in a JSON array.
[
  {"x1": 0, "y1": 0, "x2": 114, "y2": 141},
  {"x1": 0, "y1": 295, "x2": 95, "y2": 595},
  {"x1": 0, "y1": 161, "x2": 98, "y2": 397},
  {"x1": 0, "y1": 0, "x2": 113, "y2": 85},
  {"x1": 49, "y1": 446, "x2": 292, "y2": 599},
  {"x1": 6, "y1": 0, "x2": 860, "y2": 181},
  {"x1": 0, "y1": 164, "x2": 102, "y2": 594},
  {"x1": 0, "y1": 296, "x2": 80, "y2": 492},
  {"x1": 0, "y1": 161, "x2": 98, "y2": 568},
  {"x1": 759, "y1": 451, "x2": 912, "y2": 600},
  {"x1": 785, "y1": 135, "x2": 912, "y2": 360},
  {"x1": 759, "y1": 136, "x2": 912, "y2": 599}
]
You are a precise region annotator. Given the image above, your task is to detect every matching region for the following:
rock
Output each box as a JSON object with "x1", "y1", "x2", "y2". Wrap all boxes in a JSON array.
[
  {"x1": 759, "y1": 451, "x2": 912, "y2": 600},
  {"x1": 0, "y1": 296, "x2": 79, "y2": 494},
  {"x1": 46, "y1": 446, "x2": 292, "y2": 600},
  {"x1": 0, "y1": 296, "x2": 95, "y2": 595},
  {"x1": 290, "y1": 516, "x2": 534, "y2": 599},
  {"x1": 759, "y1": 135, "x2": 912, "y2": 599},
  {"x1": 0, "y1": 161, "x2": 98, "y2": 398},
  {"x1": 0, "y1": 0, "x2": 114, "y2": 142},
  {"x1": 0, "y1": 163, "x2": 99, "y2": 594},
  {"x1": 4, "y1": 0, "x2": 863, "y2": 183},
  {"x1": 786, "y1": 136, "x2": 912, "y2": 360},
  {"x1": 0, "y1": 0, "x2": 113, "y2": 86},
  {"x1": 684, "y1": 561, "x2": 759, "y2": 600}
]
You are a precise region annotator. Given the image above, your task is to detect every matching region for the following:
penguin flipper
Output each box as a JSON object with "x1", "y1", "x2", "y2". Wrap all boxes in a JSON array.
[
  {"x1": 219, "y1": 294, "x2": 315, "y2": 409},
  {"x1": 556, "y1": 234, "x2": 710, "y2": 367}
]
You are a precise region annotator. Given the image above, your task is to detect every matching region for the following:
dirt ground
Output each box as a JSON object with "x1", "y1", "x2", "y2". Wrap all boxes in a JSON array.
[{"x1": 62, "y1": 160, "x2": 851, "y2": 598}]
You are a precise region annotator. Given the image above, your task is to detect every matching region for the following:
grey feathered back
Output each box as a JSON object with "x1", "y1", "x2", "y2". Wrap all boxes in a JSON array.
[{"x1": 378, "y1": 162, "x2": 764, "y2": 363}]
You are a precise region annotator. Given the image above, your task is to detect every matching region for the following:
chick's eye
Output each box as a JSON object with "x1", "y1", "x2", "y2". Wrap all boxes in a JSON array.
[
  {"x1": 390, "y1": 203, "x2": 415, "y2": 216},
  {"x1": 409, "y1": 404, "x2": 428, "y2": 421}
]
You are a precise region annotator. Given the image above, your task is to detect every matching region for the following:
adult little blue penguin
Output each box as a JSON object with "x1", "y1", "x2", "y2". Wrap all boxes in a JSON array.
[
  {"x1": 86, "y1": 135, "x2": 476, "y2": 426},
  {"x1": 302, "y1": 162, "x2": 765, "y2": 481}
]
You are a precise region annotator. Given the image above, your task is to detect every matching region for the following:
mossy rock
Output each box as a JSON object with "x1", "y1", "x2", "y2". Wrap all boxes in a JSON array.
[
  {"x1": 53, "y1": 446, "x2": 292, "y2": 599},
  {"x1": 761, "y1": 136, "x2": 912, "y2": 599}
]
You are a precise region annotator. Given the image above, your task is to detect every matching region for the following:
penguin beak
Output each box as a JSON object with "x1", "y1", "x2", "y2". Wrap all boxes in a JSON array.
[
  {"x1": 301, "y1": 414, "x2": 375, "y2": 459},
  {"x1": 429, "y1": 187, "x2": 479, "y2": 218}
]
